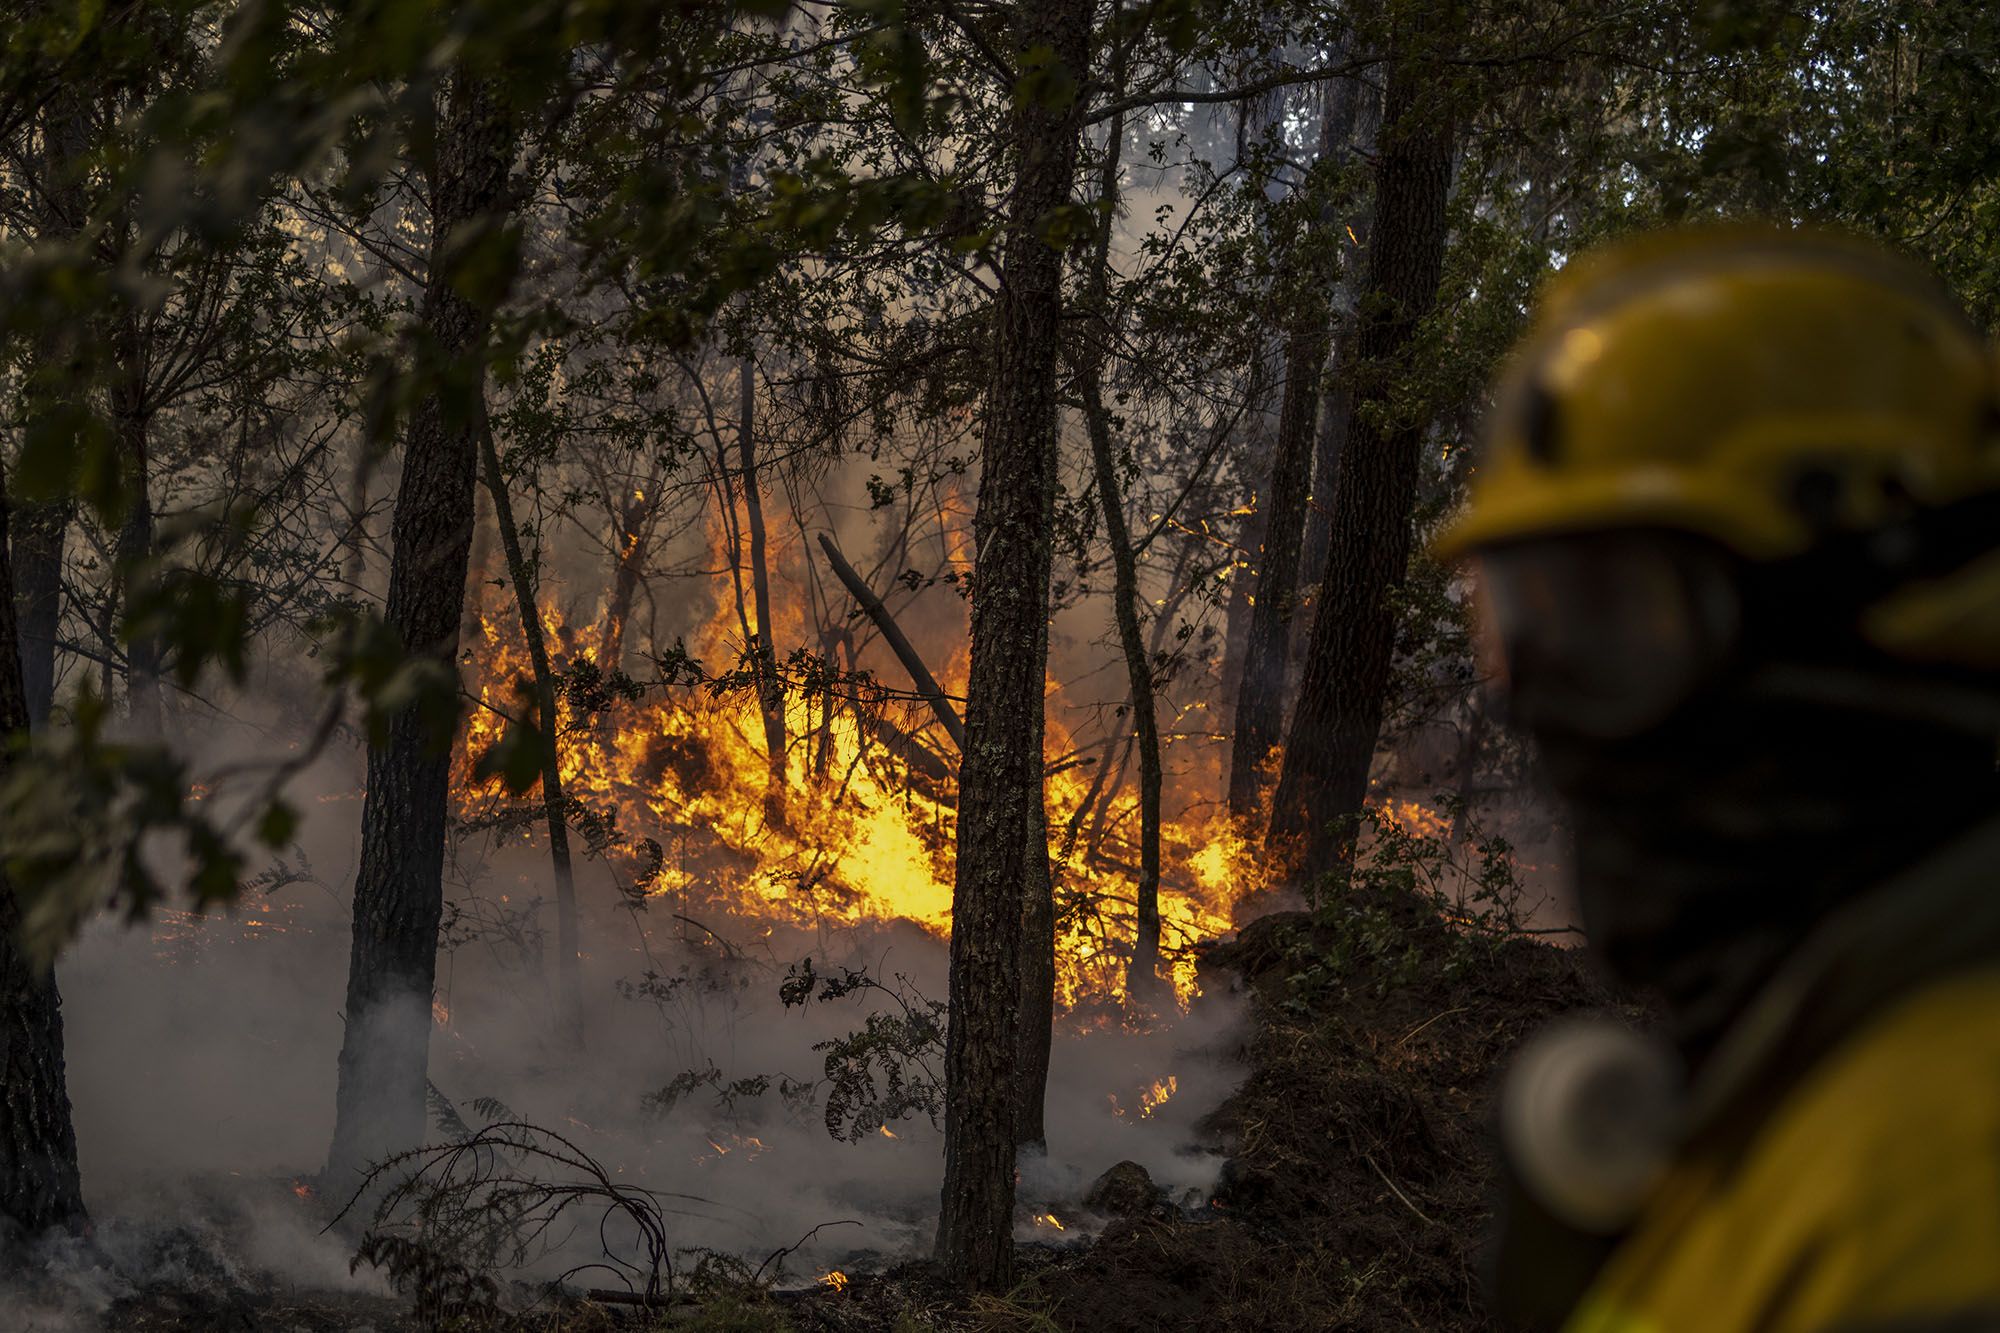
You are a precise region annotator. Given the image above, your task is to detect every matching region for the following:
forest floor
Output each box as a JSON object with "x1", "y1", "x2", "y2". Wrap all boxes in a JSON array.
[{"x1": 83, "y1": 903, "x2": 1617, "y2": 1332}]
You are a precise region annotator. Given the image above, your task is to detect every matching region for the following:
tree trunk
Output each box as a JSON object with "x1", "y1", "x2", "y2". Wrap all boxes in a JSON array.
[
  {"x1": 1013, "y1": 799, "x2": 1056, "y2": 1148},
  {"x1": 1228, "y1": 65, "x2": 1369, "y2": 821},
  {"x1": 597, "y1": 490, "x2": 647, "y2": 677},
  {"x1": 1226, "y1": 308, "x2": 1326, "y2": 820},
  {"x1": 817, "y1": 533, "x2": 964, "y2": 746},
  {"x1": 1083, "y1": 393, "x2": 1165, "y2": 1006},
  {"x1": 0, "y1": 466, "x2": 87, "y2": 1237},
  {"x1": 1267, "y1": 28, "x2": 1456, "y2": 880},
  {"x1": 1299, "y1": 71, "x2": 1382, "y2": 591},
  {"x1": 935, "y1": 0, "x2": 1089, "y2": 1289},
  {"x1": 327, "y1": 70, "x2": 518, "y2": 1188},
  {"x1": 477, "y1": 419, "x2": 584, "y2": 1044},
  {"x1": 112, "y1": 341, "x2": 162, "y2": 734},
  {"x1": 1076, "y1": 80, "x2": 1165, "y2": 1009},
  {"x1": 12, "y1": 89, "x2": 92, "y2": 730},
  {"x1": 736, "y1": 354, "x2": 786, "y2": 797},
  {"x1": 1215, "y1": 408, "x2": 1269, "y2": 740},
  {"x1": 11, "y1": 501, "x2": 66, "y2": 729}
]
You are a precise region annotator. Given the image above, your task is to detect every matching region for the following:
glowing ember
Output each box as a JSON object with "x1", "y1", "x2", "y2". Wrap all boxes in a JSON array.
[
  {"x1": 1036, "y1": 1212, "x2": 1065, "y2": 1231},
  {"x1": 291, "y1": 1180, "x2": 314, "y2": 1201}
]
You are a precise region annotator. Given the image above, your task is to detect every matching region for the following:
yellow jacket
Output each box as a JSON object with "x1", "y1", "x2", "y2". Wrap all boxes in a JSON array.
[
  {"x1": 1557, "y1": 818, "x2": 2000, "y2": 1333},
  {"x1": 1568, "y1": 967, "x2": 2000, "y2": 1332}
]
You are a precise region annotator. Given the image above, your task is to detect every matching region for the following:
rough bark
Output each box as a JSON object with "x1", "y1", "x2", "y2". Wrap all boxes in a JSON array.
[
  {"x1": 819, "y1": 530, "x2": 1055, "y2": 1140},
  {"x1": 935, "y1": 0, "x2": 1089, "y2": 1288},
  {"x1": 0, "y1": 467, "x2": 87, "y2": 1237},
  {"x1": 327, "y1": 71, "x2": 518, "y2": 1188},
  {"x1": 1267, "y1": 31, "x2": 1456, "y2": 879},
  {"x1": 477, "y1": 419, "x2": 584, "y2": 1044}
]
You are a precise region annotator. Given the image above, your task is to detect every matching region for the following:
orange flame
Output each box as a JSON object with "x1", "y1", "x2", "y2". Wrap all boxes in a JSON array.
[{"x1": 452, "y1": 506, "x2": 1453, "y2": 1019}]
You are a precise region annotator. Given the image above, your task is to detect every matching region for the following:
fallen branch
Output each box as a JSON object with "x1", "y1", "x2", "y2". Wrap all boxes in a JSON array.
[
  {"x1": 1361, "y1": 1152, "x2": 1436, "y2": 1228},
  {"x1": 818, "y1": 534, "x2": 965, "y2": 750},
  {"x1": 856, "y1": 712, "x2": 954, "y2": 782}
]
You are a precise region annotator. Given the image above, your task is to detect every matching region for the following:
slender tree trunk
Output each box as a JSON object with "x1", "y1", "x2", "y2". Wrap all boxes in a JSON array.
[
  {"x1": 936, "y1": 0, "x2": 1089, "y2": 1289},
  {"x1": 109, "y1": 198, "x2": 163, "y2": 735},
  {"x1": 478, "y1": 420, "x2": 584, "y2": 1044},
  {"x1": 1228, "y1": 64, "x2": 1368, "y2": 821},
  {"x1": 818, "y1": 533, "x2": 964, "y2": 746},
  {"x1": 0, "y1": 465, "x2": 86, "y2": 1237},
  {"x1": 328, "y1": 70, "x2": 518, "y2": 1187},
  {"x1": 113, "y1": 353, "x2": 162, "y2": 734},
  {"x1": 737, "y1": 355, "x2": 786, "y2": 797},
  {"x1": 1013, "y1": 799, "x2": 1056, "y2": 1148},
  {"x1": 13, "y1": 90, "x2": 91, "y2": 730},
  {"x1": 1268, "y1": 25, "x2": 1457, "y2": 879},
  {"x1": 1083, "y1": 393, "x2": 1164, "y2": 1005},
  {"x1": 1215, "y1": 399, "x2": 1270, "y2": 738},
  {"x1": 1299, "y1": 55, "x2": 1382, "y2": 591},
  {"x1": 1076, "y1": 80, "x2": 1165, "y2": 1008},
  {"x1": 1226, "y1": 307, "x2": 1326, "y2": 819},
  {"x1": 598, "y1": 491, "x2": 646, "y2": 676},
  {"x1": 11, "y1": 501, "x2": 66, "y2": 729}
]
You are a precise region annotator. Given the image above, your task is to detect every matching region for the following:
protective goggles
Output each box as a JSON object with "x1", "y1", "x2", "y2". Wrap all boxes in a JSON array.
[{"x1": 1470, "y1": 533, "x2": 1744, "y2": 741}]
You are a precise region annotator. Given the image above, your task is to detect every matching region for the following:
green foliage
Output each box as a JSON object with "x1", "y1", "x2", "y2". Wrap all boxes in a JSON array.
[
  {"x1": 470, "y1": 677, "x2": 554, "y2": 797},
  {"x1": 780, "y1": 958, "x2": 946, "y2": 1141},
  {"x1": 0, "y1": 685, "x2": 290, "y2": 964},
  {"x1": 1281, "y1": 797, "x2": 1538, "y2": 1014}
]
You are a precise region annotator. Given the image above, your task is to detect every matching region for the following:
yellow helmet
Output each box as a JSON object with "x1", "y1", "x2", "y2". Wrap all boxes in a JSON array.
[{"x1": 1437, "y1": 224, "x2": 2000, "y2": 669}]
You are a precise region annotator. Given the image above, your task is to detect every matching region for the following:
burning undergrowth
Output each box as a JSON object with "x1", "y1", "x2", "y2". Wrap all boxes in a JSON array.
[{"x1": 20, "y1": 494, "x2": 1561, "y2": 1330}]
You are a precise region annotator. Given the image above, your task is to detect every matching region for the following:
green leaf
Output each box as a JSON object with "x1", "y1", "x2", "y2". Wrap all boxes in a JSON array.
[
  {"x1": 257, "y1": 799, "x2": 299, "y2": 849},
  {"x1": 473, "y1": 706, "x2": 552, "y2": 796}
]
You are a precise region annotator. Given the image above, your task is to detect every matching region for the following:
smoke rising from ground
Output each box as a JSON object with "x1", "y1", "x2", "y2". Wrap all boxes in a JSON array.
[{"x1": 17, "y1": 742, "x2": 1247, "y2": 1325}]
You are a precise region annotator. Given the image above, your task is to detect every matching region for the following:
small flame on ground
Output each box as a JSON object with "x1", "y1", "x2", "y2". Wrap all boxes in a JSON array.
[
  {"x1": 1108, "y1": 1075, "x2": 1179, "y2": 1121},
  {"x1": 820, "y1": 1270, "x2": 848, "y2": 1292},
  {"x1": 877, "y1": 1125, "x2": 898, "y2": 1139},
  {"x1": 291, "y1": 1180, "x2": 315, "y2": 1201},
  {"x1": 694, "y1": 1132, "x2": 769, "y2": 1165},
  {"x1": 1036, "y1": 1212, "x2": 1065, "y2": 1231}
]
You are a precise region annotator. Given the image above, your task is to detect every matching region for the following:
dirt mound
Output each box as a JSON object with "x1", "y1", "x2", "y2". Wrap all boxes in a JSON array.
[{"x1": 996, "y1": 907, "x2": 1622, "y2": 1332}]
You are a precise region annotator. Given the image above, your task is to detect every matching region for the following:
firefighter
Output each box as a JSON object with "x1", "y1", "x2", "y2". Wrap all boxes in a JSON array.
[{"x1": 1433, "y1": 225, "x2": 2000, "y2": 1331}]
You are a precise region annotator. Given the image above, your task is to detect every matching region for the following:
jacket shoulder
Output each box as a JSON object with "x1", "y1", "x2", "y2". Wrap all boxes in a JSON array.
[{"x1": 1575, "y1": 967, "x2": 2000, "y2": 1333}]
